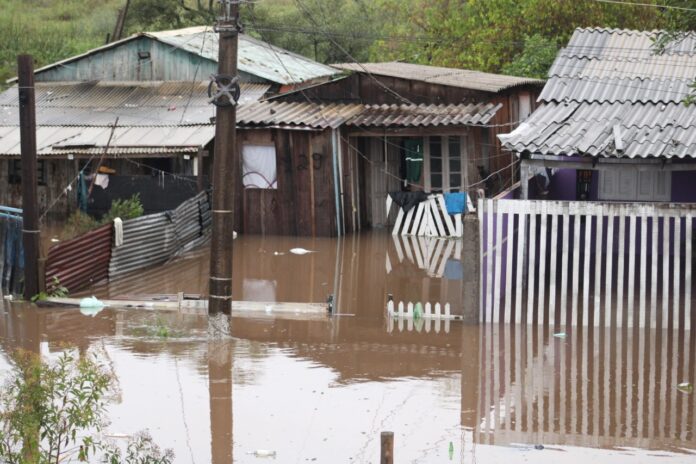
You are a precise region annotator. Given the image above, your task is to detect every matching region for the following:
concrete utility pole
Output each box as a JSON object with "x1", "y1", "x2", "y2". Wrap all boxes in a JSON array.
[
  {"x1": 208, "y1": 0, "x2": 241, "y2": 315},
  {"x1": 17, "y1": 55, "x2": 40, "y2": 300}
]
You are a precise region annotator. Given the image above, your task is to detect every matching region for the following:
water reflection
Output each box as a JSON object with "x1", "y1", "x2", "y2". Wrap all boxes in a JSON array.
[{"x1": 0, "y1": 300, "x2": 693, "y2": 461}]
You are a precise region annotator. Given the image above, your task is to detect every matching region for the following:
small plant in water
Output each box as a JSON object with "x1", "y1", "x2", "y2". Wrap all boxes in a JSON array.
[
  {"x1": 0, "y1": 350, "x2": 174, "y2": 463},
  {"x1": 31, "y1": 277, "x2": 69, "y2": 303}
]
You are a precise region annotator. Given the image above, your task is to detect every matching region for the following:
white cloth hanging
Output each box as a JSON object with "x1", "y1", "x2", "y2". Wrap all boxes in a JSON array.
[{"x1": 113, "y1": 217, "x2": 124, "y2": 247}]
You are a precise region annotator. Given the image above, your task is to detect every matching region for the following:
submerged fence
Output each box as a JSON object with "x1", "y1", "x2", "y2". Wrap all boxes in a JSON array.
[
  {"x1": 474, "y1": 325, "x2": 695, "y2": 449},
  {"x1": 0, "y1": 206, "x2": 23, "y2": 295},
  {"x1": 479, "y1": 199, "x2": 695, "y2": 330},
  {"x1": 45, "y1": 191, "x2": 211, "y2": 293}
]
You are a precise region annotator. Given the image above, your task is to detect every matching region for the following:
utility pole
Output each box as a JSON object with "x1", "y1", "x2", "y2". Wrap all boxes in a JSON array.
[
  {"x1": 208, "y1": 0, "x2": 241, "y2": 315},
  {"x1": 17, "y1": 55, "x2": 40, "y2": 300}
]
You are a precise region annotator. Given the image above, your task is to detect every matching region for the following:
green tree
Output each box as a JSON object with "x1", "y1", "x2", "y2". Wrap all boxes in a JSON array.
[{"x1": 502, "y1": 34, "x2": 560, "y2": 79}]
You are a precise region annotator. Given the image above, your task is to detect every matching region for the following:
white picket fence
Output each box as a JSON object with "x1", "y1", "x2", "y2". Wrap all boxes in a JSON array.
[
  {"x1": 478, "y1": 199, "x2": 694, "y2": 329},
  {"x1": 386, "y1": 194, "x2": 465, "y2": 237}
]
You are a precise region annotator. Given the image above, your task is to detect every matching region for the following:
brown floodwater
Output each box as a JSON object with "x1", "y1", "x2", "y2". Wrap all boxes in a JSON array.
[{"x1": 0, "y1": 231, "x2": 694, "y2": 463}]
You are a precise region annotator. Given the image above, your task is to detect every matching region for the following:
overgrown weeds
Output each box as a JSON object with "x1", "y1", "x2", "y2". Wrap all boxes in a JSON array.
[{"x1": 61, "y1": 194, "x2": 144, "y2": 240}]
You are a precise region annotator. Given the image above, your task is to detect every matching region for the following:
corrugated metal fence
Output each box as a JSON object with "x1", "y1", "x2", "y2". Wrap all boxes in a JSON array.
[
  {"x1": 45, "y1": 224, "x2": 112, "y2": 293},
  {"x1": 44, "y1": 191, "x2": 211, "y2": 292}
]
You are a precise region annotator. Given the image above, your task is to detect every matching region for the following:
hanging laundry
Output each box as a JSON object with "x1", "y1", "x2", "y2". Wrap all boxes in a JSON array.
[
  {"x1": 94, "y1": 174, "x2": 110, "y2": 190},
  {"x1": 389, "y1": 191, "x2": 428, "y2": 214},
  {"x1": 113, "y1": 218, "x2": 124, "y2": 247},
  {"x1": 444, "y1": 192, "x2": 467, "y2": 215},
  {"x1": 403, "y1": 139, "x2": 423, "y2": 183}
]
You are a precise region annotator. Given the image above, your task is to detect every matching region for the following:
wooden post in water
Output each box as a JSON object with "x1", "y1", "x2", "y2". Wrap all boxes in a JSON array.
[
  {"x1": 208, "y1": 0, "x2": 240, "y2": 315},
  {"x1": 17, "y1": 55, "x2": 40, "y2": 300},
  {"x1": 380, "y1": 431, "x2": 394, "y2": 464}
]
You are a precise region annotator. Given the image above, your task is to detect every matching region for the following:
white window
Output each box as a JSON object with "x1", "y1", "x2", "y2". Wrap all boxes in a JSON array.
[
  {"x1": 425, "y1": 136, "x2": 466, "y2": 192},
  {"x1": 242, "y1": 145, "x2": 277, "y2": 189},
  {"x1": 598, "y1": 168, "x2": 670, "y2": 202}
]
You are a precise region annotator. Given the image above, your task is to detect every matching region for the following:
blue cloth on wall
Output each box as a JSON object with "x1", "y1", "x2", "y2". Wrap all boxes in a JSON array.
[{"x1": 444, "y1": 192, "x2": 467, "y2": 214}]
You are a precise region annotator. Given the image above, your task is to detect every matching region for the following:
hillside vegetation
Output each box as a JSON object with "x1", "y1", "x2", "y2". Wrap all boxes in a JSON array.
[{"x1": 0, "y1": 0, "x2": 691, "y2": 87}]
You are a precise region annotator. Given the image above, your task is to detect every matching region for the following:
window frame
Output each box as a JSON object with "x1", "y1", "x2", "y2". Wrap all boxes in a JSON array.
[{"x1": 424, "y1": 135, "x2": 467, "y2": 193}]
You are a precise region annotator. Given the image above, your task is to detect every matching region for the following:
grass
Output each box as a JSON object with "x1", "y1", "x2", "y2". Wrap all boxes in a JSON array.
[{"x1": 0, "y1": 0, "x2": 122, "y2": 86}]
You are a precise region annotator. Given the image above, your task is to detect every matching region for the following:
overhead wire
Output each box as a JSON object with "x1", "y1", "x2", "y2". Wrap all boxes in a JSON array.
[{"x1": 590, "y1": 0, "x2": 696, "y2": 12}]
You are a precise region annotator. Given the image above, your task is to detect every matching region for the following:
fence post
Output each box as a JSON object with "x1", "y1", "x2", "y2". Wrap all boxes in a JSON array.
[
  {"x1": 380, "y1": 431, "x2": 394, "y2": 464},
  {"x1": 462, "y1": 214, "x2": 480, "y2": 324}
]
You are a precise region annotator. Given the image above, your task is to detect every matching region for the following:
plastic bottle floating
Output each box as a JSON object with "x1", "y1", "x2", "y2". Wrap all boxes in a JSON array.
[{"x1": 289, "y1": 248, "x2": 315, "y2": 255}]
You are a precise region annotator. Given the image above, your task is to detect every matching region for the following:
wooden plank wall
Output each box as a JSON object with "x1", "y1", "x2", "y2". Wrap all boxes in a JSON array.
[
  {"x1": 478, "y1": 199, "x2": 695, "y2": 331},
  {"x1": 474, "y1": 324, "x2": 696, "y2": 450},
  {"x1": 236, "y1": 129, "x2": 337, "y2": 237}
]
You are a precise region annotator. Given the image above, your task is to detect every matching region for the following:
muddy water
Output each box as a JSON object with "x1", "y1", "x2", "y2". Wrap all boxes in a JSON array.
[{"x1": 1, "y1": 232, "x2": 695, "y2": 463}]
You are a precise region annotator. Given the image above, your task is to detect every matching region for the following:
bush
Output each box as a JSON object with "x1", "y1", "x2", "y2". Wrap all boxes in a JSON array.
[
  {"x1": 61, "y1": 210, "x2": 101, "y2": 240},
  {"x1": 0, "y1": 350, "x2": 174, "y2": 464},
  {"x1": 101, "y1": 194, "x2": 145, "y2": 223}
]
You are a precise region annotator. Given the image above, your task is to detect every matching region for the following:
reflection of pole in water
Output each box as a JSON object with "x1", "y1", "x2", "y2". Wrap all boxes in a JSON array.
[{"x1": 208, "y1": 339, "x2": 233, "y2": 464}]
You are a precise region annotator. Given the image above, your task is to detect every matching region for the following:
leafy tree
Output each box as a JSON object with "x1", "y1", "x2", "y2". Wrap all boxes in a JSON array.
[{"x1": 502, "y1": 34, "x2": 560, "y2": 79}]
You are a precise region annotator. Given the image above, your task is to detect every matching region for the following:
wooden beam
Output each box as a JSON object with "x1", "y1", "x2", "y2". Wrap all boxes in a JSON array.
[{"x1": 527, "y1": 158, "x2": 696, "y2": 172}]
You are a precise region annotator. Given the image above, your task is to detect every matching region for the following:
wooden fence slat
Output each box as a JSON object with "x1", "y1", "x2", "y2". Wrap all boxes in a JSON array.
[
  {"x1": 605, "y1": 213, "x2": 614, "y2": 329},
  {"x1": 673, "y1": 217, "x2": 681, "y2": 333},
  {"x1": 494, "y1": 204, "x2": 504, "y2": 324},
  {"x1": 515, "y1": 212, "x2": 527, "y2": 325},
  {"x1": 616, "y1": 209, "x2": 626, "y2": 328},
  {"x1": 504, "y1": 209, "x2": 515, "y2": 324},
  {"x1": 410, "y1": 202, "x2": 425, "y2": 235},
  {"x1": 437, "y1": 194, "x2": 456, "y2": 236},
  {"x1": 662, "y1": 217, "x2": 670, "y2": 331},
  {"x1": 571, "y1": 204, "x2": 581, "y2": 329},
  {"x1": 594, "y1": 206, "x2": 604, "y2": 328},
  {"x1": 582, "y1": 205, "x2": 592, "y2": 327},
  {"x1": 561, "y1": 206, "x2": 570, "y2": 329},
  {"x1": 486, "y1": 199, "x2": 494, "y2": 324},
  {"x1": 639, "y1": 210, "x2": 647, "y2": 328},
  {"x1": 549, "y1": 213, "x2": 559, "y2": 329},
  {"x1": 478, "y1": 199, "x2": 484, "y2": 323},
  {"x1": 527, "y1": 204, "x2": 538, "y2": 325},
  {"x1": 627, "y1": 214, "x2": 637, "y2": 328},
  {"x1": 686, "y1": 215, "x2": 693, "y2": 332},
  {"x1": 651, "y1": 215, "x2": 659, "y2": 330},
  {"x1": 538, "y1": 203, "x2": 548, "y2": 326},
  {"x1": 392, "y1": 207, "x2": 405, "y2": 236}
]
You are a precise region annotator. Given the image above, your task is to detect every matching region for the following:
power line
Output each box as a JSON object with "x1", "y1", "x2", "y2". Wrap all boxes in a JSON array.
[{"x1": 590, "y1": 0, "x2": 696, "y2": 12}]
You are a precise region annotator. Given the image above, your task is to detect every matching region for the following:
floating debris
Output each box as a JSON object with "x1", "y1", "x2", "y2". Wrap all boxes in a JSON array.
[
  {"x1": 677, "y1": 382, "x2": 693, "y2": 394},
  {"x1": 534, "y1": 444, "x2": 545, "y2": 450},
  {"x1": 289, "y1": 248, "x2": 315, "y2": 255},
  {"x1": 273, "y1": 251, "x2": 285, "y2": 256},
  {"x1": 553, "y1": 332, "x2": 567, "y2": 339}
]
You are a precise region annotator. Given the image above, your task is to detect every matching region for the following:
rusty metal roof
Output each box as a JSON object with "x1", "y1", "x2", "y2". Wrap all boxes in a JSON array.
[
  {"x1": 333, "y1": 62, "x2": 544, "y2": 93},
  {"x1": 236, "y1": 101, "x2": 501, "y2": 129},
  {"x1": 347, "y1": 103, "x2": 501, "y2": 127},
  {"x1": 499, "y1": 28, "x2": 696, "y2": 159},
  {"x1": 0, "y1": 81, "x2": 268, "y2": 126}
]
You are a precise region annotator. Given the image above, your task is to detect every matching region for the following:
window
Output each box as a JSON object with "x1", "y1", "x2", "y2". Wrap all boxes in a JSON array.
[
  {"x1": 425, "y1": 136, "x2": 466, "y2": 192},
  {"x1": 8, "y1": 159, "x2": 47, "y2": 186},
  {"x1": 242, "y1": 145, "x2": 277, "y2": 189},
  {"x1": 598, "y1": 168, "x2": 670, "y2": 202}
]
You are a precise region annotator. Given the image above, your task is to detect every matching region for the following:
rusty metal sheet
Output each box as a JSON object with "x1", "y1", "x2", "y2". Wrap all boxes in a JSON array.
[{"x1": 45, "y1": 223, "x2": 112, "y2": 293}]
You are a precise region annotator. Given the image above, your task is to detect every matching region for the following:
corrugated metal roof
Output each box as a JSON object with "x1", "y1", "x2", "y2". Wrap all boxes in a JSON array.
[
  {"x1": 0, "y1": 125, "x2": 214, "y2": 157},
  {"x1": 12, "y1": 26, "x2": 338, "y2": 86},
  {"x1": 0, "y1": 81, "x2": 268, "y2": 126},
  {"x1": 499, "y1": 102, "x2": 696, "y2": 158},
  {"x1": 149, "y1": 27, "x2": 338, "y2": 85},
  {"x1": 346, "y1": 103, "x2": 501, "y2": 127},
  {"x1": 500, "y1": 28, "x2": 696, "y2": 158},
  {"x1": 236, "y1": 101, "x2": 502, "y2": 129},
  {"x1": 333, "y1": 62, "x2": 545, "y2": 93},
  {"x1": 237, "y1": 101, "x2": 365, "y2": 129}
]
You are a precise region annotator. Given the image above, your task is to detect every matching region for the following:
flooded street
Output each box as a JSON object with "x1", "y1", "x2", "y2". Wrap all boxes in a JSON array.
[{"x1": 0, "y1": 232, "x2": 695, "y2": 462}]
